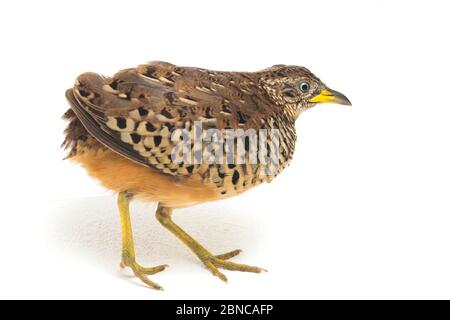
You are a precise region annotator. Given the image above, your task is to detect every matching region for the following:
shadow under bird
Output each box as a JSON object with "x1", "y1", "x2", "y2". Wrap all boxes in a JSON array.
[{"x1": 62, "y1": 61, "x2": 351, "y2": 290}]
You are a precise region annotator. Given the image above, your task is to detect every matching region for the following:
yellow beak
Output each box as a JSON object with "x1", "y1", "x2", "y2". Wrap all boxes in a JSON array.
[{"x1": 309, "y1": 89, "x2": 352, "y2": 106}]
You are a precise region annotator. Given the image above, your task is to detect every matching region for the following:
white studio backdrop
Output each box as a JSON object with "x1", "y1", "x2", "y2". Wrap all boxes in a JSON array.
[{"x1": 0, "y1": 0, "x2": 449, "y2": 299}]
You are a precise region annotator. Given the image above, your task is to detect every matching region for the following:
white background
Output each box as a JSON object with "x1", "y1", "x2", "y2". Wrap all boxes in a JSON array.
[{"x1": 1, "y1": 0, "x2": 449, "y2": 299}]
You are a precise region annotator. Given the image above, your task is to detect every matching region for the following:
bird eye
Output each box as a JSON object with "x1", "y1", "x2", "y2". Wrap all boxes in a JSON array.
[{"x1": 299, "y1": 82, "x2": 310, "y2": 92}]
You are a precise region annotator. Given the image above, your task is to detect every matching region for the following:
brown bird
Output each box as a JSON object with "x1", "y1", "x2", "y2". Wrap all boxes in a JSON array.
[{"x1": 62, "y1": 61, "x2": 351, "y2": 290}]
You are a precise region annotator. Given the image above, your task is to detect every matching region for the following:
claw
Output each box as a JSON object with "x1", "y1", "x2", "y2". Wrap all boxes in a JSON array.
[
  {"x1": 205, "y1": 260, "x2": 228, "y2": 282},
  {"x1": 200, "y1": 249, "x2": 266, "y2": 282},
  {"x1": 155, "y1": 206, "x2": 266, "y2": 285},
  {"x1": 121, "y1": 261, "x2": 167, "y2": 290}
]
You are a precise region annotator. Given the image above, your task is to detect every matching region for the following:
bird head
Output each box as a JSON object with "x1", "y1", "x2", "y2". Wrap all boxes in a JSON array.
[{"x1": 259, "y1": 65, "x2": 351, "y2": 119}]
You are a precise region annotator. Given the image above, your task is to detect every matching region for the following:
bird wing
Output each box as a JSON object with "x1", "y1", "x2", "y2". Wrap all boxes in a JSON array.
[{"x1": 66, "y1": 61, "x2": 271, "y2": 176}]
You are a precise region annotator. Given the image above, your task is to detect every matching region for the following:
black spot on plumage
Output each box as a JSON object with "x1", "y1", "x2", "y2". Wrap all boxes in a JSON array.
[
  {"x1": 165, "y1": 123, "x2": 175, "y2": 132},
  {"x1": 138, "y1": 107, "x2": 148, "y2": 117},
  {"x1": 204, "y1": 107, "x2": 214, "y2": 119},
  {"x1": 161, "y1": 108, "x2": 174, "y2": 119},
  {"x1": 186, "y1": 165, "x2": 194, "y2": 174},
  {"x1": 185, "y1": 95, "x2": 197, "y2": 103},
  {"x1": 222, "y1": 104, "x2": 232, "y2": 114},
  {"x1": 244, "y1": 136, "x2": 250, "y2": 151},
  {"x1": 145, "y1": 122, "x2": 156, "y2": 132},
  {"x1": 221, "y1": 191, "x2": 227, "y2": 195},
  {"x1": 130, "y1": 133, "x2": 141, "y2": 144},
  {"x1": 116, "y1": 117, "x2": 127, "y2": 129},
  {"x1": 178, "y1": 108, "x2": 188, "y2": 118},
  {"x1": 144, "y1": 67, "x2": 157, "y2": 78},
  {"x1": 110, "y1": 81, "x2": 119, "y2": 90},
  {"x1": 79, "y1": 89, "x2": 90, "y2": 98},
  {"x1": 165, "y1": 92, "x2": 176, "y2": 104},
  {"x1": 154, "y1": 135, "x2": 162, "y2": 147},
  {"x1": 232, "y1": 170, "x2": 240, "y2": 185},
  {"x1": 166, "y1": 73, "x2": 176, "y2": 82},
  {"x1": 228, "y1": 164, "x2": 236, "y2": 169},
  {"x1": 218, "y1": 171, "x2": 225, "y2": 179},
  {"x1": 237, "y1": 111, "x2": 247, "y2": 124}
]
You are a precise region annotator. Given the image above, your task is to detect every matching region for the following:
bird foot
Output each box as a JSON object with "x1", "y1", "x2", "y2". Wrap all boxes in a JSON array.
[
  {"x1": 201, "y1": 249, "x2": 267, "y2": 282},
  {"x1": 120, "y1": 260, "x2": 168, "y2": 290}
]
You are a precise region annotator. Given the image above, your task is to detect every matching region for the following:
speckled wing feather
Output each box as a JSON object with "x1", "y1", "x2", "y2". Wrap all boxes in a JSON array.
[
  {"x1": 66, "y1": 61, "x2": 277, "y2": 177},
  {"x1": 65, "y1": 89, "x2": 149, "y2": 167}
]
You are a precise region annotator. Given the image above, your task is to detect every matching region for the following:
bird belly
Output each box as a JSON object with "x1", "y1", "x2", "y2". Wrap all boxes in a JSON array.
[{"x1": 70, "y1": 146, "x2": 223, "y2": 208}]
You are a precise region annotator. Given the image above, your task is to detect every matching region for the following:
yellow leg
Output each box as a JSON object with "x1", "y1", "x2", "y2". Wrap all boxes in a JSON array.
[
  {"x1": 118, "y1": 192, "x2": 168, "y2": 290},
  {"x1": 155, "y1": 204, "x2": 266, "y2": 282}
]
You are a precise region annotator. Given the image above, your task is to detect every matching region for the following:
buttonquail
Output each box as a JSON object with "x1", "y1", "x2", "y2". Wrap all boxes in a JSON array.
[{"x1": 63, "y1": 61, "x2": 351, "y2": 289}]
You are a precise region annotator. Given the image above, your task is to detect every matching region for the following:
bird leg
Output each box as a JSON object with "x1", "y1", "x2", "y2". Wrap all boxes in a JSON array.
[
  {"x1": 155, "y1": 204, "x2": 266, "y2": 282},
  {"x1": 118, "y1": 192, "x2": 168, "y2": 290}
]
